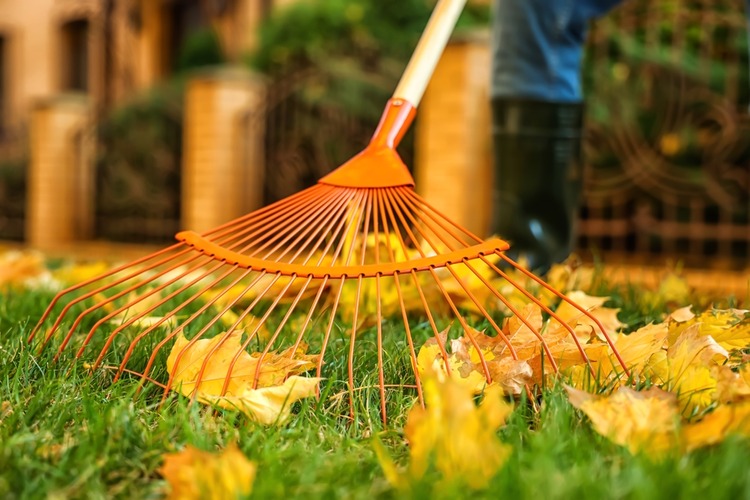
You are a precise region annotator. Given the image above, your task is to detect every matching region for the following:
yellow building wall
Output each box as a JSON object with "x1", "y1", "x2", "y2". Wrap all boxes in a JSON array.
[{"x1": 0, "y1": 0, "x2": 58, "y2": 128}]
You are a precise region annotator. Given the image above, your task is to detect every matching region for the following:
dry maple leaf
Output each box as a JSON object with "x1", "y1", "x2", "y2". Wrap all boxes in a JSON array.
[
  {"x1": 415, "y1": 326, "x2": 532, "y2": 395},
  {"x1": 682, "y1": 401, "x2": 750, "y2": 451},
  {"x1": 576, "y1": 322, "x2": 668, "y2": 382},
  {"x1": 711, "y1": 365, "x2": 750, "y2": 404},
  {"x1": 160, "y1": 443, "x2": 256, "y2": 499},
  {"x1": 376, "y1": 373, "x2": 513, "y2": 491},
  {"x1": 415, "y1": 331, "x2": 488, "y2": 393},
  {"x1": 166, "y1": 331, "x2": 321, "y2": 424},
  {"x1": 668, "y1": 308, "x2": 750, "y2": 351},
  {"x1": 646, "y1": 324, "x2": 728, "y2": 414},
  {"x1": 200, "y1": 376, "x2": 321, "y2": 425},
  {"x1": 0, "y1": 249, "x2": 52, "y2": 289},
  {"x1": 552, "y1": 291, "x2": 626, "y2": 341},
  {"x1": 565, "y1": 385, "x2": 680, "y2": 457}
]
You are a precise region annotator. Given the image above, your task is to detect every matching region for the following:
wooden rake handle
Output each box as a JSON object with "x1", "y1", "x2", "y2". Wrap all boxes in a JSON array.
[{"x1": 393, "y1": 0, "x2": 468, "y2": 107}]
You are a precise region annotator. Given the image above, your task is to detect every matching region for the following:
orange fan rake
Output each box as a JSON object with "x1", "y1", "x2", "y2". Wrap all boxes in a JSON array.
[{"x1": 30, "y1": 0, "x2": 629, "y2": 422}]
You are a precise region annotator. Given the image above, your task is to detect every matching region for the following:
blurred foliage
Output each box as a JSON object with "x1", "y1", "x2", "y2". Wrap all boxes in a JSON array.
[
  {"x1": 174, "y1": 28, "x2": 225, "y2": 74},
  {"x1": 95, "y1": 80, "x2": 184, "y2": 242},
  {"x1": 250, "y1": 0, "x2": 489, "y2": 121},
  {"x1": 584, "y1": 0, "x2": 750, "y2": 165},
  {"x1": 95, "y1": 27, "x2": 226, "y2": 242},
  {"x1": 248, "y1": 0, "x2": 490, "y2": 201}
]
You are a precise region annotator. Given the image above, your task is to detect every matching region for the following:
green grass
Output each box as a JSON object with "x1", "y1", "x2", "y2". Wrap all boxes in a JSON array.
[{"x1": 2, "y1": 282, "x2": 750, "y2": 499}]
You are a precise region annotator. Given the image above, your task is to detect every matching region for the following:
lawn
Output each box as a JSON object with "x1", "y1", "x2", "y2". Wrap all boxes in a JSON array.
[{"x1": 1, "y1": 254, "x2": 750, "y2": 499}]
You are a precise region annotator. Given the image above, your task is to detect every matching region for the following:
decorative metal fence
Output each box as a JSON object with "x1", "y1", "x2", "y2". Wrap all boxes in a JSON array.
[
  {"x1": 580, "y1": 0, "x2": 750, "y2": 268},
  {"x1": 0, "y1": 127, "x2": 27, "y2": 241}
]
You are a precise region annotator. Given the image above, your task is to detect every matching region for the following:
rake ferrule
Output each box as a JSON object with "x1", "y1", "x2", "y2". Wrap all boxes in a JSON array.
[{"x1": 318, "y1": 99, "x2": 416, "y2": 189}]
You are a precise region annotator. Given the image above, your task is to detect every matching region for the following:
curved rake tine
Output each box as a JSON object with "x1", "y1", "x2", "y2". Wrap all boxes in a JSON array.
[
  {"x1": 28, "y1": 244, "x2": 185, "y2": 345},
  {"x1": 73, "y1": 257, "x2": 226, "y2": 362},
  {"x1": 110, "y1": 265, "x2": 254, "y2": 383},
  {"x1": 497, "y1": 253, "x2": 631, "y2": 378}
]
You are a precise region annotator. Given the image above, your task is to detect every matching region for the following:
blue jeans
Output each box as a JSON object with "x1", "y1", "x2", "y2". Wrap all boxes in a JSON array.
[{"x1": 491, "y1": 0, "x2": 632, "y2": 102}]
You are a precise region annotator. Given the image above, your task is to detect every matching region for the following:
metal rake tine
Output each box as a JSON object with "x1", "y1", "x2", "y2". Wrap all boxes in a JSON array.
[
  {"x1": 402, "y1": 187, "x2": 484, "y2": 244},
  {"x1": 287, "y1": 188, "x2": 361, "y2": 264},
  {"x1": 245, "y1": 187, "x2": 357, "y2": 261},
  {"x1": 376, "y1": 189, "x2": 424, "y2": 405},
  {"x1": 201, "y1": 183, "x2": 325, "y2": 238},
  {"x1": 220, "y1": 274, "x2": 298, "y2": 397},
  {"x1": 138, "y1": 269, "x2": 268, "y2": 394},
  {"x1": 28, "y1": 243, "x2": 186, "y2": 345},
  {"x1": 316, "y1": 276, "x2": 345, "y2": 381},
  {"x1": 396, "y1": 187, "x2": 596, "y2": 377},
  {"x1": 346, "y1": 275, "x2": 364, "y2": 422},
  {"x1": 374, "y1": 274, "x2": 387, "y2": 423},
  {"x1": 391, "y1": 273, "x2": 424, "y2": 406},
  {"x1": 54, "y1": 252, "x2": 212, "y2": 357},
  {"x1": 251, "y1": 275, "x2": 315, "y2": 389},
  {"x1": 482, "y1": 256, "x2": 593, "y2": 376},
  {"x1": 443, "y1": 260, "x2": 521, "y2": 360},
  {"x1": 385, "y1": 188, "x2": 499, "y2": 380},
  {"x1": 498, "y1": 253, "x2": 631, "y2": 378},
  {"x1": 106, "y1": 265, "x2": 251, "y2": 380},
  {"x1": 207, "y1": 183, "x2": 335, "y2": 245},
  {"x1": 290, "y1": 277, "x2": 329, "y2": 355}
]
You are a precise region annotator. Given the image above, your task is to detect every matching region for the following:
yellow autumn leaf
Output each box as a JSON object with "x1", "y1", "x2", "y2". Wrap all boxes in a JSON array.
[
  {"x1": 682, "y1": 401, "x2": 750, "y2": 451},
  {"x1": 712, "y1": 365, "x2": 750, "y2": 404},
  {"x1": 167, "y1": 330, "x2": 319, "y2": 393},
  {"x1": 0, "y1": 249, "x2": 52, "y2": 289},
  {"x1": 589, "y1": 322, "x2": 668, "y2": 378},
  {"x1": 51, "y1": 261, "x2": 111, "y2": 286},
  {"x1": 565, "y1": 385, "x2": 680, "y2": 456},
  {"x1": 646, "y1": 324, "x2": 728, "y2": 415},
  {"x1": 377, "y1": 373, "x2": 513, "y2": 490},
  {"x1": 415, "y1": 336, "x2": 487, "y2": 394},
  {"x1": 668, "y1": 308, "x2": 750, "y2": 351},
  {"x1": 166, "y1": 331, "x2": 321, "y2": 424},
  {"x1": 202, "y1": 376, "x2": 321, "y2": 425},
  {"x1": 452, "y1": 326, "x2": 533, "y2": 395},
  {"x1": 160, "y1": 443, "x2": 256, "y2": 499},
  {"x1": 553, "y1": 291, "x2": 626, "y2": 341}
]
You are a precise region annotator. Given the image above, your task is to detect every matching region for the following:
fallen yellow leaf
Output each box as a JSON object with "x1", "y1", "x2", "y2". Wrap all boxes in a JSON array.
[
  {"x1": 166, "y1": 331, "x2": 321, "y2": 424},
  {"x1": 416, "y1": 333, "x2": 488, "y2": 394},
  {"x1": 647, "y1": 324, "x2": 728, "y2": 414},
  {"x1": 160, "y1": 443, "x2": 256, "y2": 499},
  {"x1": 202, "y1": 376, "x2": 321, "y2": 425},
  {"x1": 682, "y1": 402, "x2": 750, "y2": 451},
  {"x1": 377, "y1": 372, "x2": 512, "y2": 490},
  {"x1": 566, "y1": 385, "x2": 680, "y2": 457},
  {"x1": 552, "y1": 291, "x2": 626, "y2": 341},
  {"x1": 669, "y1": 308, "x2": 750, "y2": 351}
]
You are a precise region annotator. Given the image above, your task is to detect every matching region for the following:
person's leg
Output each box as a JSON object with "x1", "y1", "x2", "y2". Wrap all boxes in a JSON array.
[{"x1": 490, "y1": 0, "x2": 624, "y2": 272}]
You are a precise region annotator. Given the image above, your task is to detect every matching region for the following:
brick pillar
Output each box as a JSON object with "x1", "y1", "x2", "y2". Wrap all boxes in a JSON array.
[
  {"x1": 415, "y1": 31, "x2": 493, "y2": 238},
  {"x1": 182, "y1": 67, "x2": 266, "y2": 233},
  {"x1": 26, "y1": 94, "x2": 94, "y2": 249}
]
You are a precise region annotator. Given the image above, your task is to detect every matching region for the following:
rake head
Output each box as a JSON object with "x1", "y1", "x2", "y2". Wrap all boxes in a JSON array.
[{"x1": 30, "y1": 0, "x2": 631, "y2": 422}]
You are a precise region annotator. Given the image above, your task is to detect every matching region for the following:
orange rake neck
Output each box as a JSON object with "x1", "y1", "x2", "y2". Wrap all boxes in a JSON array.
[{"x1": 318, "y1": 98, "x2": 417, "y2": 189}]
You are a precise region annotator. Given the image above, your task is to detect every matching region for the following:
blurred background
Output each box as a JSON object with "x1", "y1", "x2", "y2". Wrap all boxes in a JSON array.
[{"x1": 0, "y1": 0, "x2": 747, "y2": 270}]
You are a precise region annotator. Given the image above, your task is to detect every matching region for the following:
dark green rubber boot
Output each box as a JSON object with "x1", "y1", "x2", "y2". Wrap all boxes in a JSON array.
[{"x1": 490, "y1": 98, "x2": 584, "y2": 274}]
